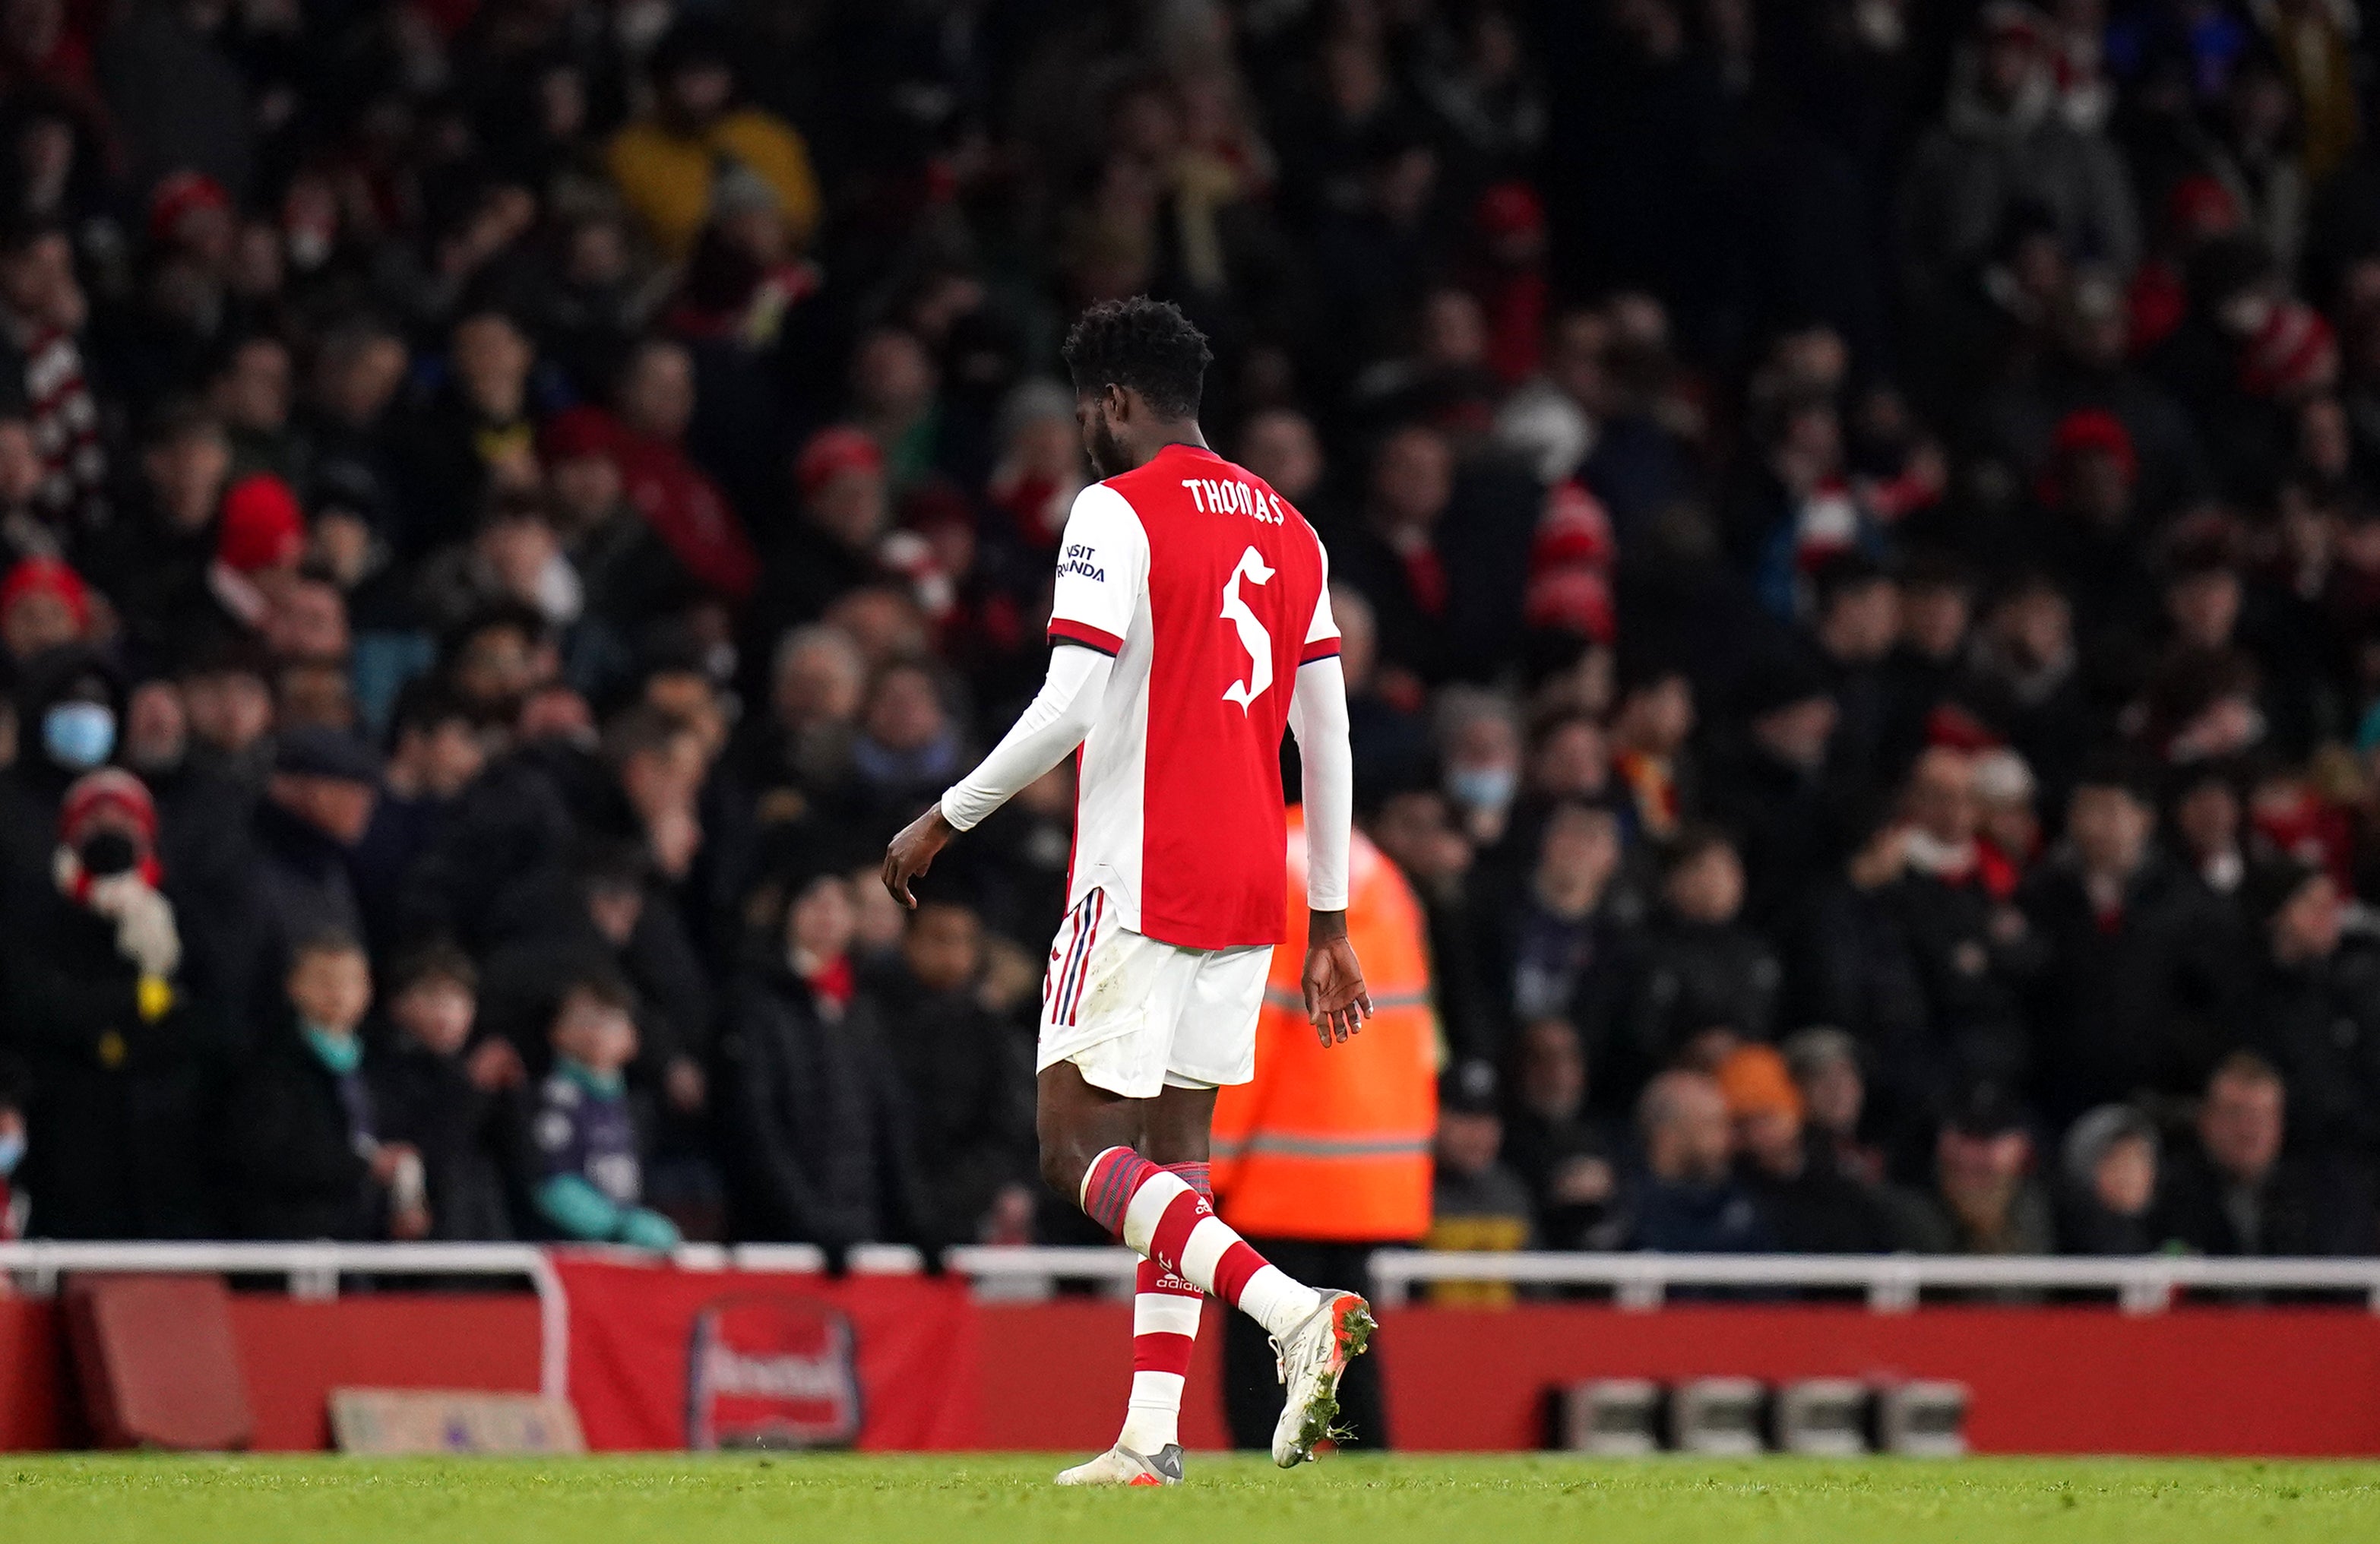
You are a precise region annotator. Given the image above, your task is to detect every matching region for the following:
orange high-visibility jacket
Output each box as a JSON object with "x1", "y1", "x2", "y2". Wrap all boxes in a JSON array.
[{"x1": 1209, "y1": 807, "x2": 1440, "y2": 1242}]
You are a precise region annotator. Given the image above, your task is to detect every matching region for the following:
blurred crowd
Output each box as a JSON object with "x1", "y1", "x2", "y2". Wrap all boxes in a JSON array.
[{"x1": 1, "y1": 0, "x2": 2379, "y2": 1265}]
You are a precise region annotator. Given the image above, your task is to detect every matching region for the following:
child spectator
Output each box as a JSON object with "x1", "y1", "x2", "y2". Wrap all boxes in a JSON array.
[
  {"x1": 0, "y1": 1055, "x2": 26, "y2": 1241},
  {"x1": 370, "y1": 944, "x2": 521, "y2": 1242},
  {"x1": 529, "y1": 972, "x2": 681, "y2": 1252},
  {"x1": 226, "y1": 932, "x2": 430, "y2": 1242}
]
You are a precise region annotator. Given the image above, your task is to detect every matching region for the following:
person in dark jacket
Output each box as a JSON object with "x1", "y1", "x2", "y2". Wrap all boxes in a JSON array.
[
  {"x1": 368, "y1": 943, "x2": 520, "y2": 1242},
  {"x1": 1702, "y1": 649, "x2": 1857, "y2": 935},
  {"x1": 868, "y1": 897, "x2": 1035, "y2": 1245},
  {"x1": 351, "y1": 683, "x2": 487, "y2": 955},
  {"x1": 1625, "y1": 827, "x2": 1781, "y2": 1071},
  {"x1": 1484, "y1": 800, "x2": 1634, "y2": 1071},
  {"x1": 1619, "y1": 1069, "x2": 1771, "y2": 1254},
  {"x1": 4, "y1": 769, "x2": 205, "y2": 1238},
  {"x1": 1720, "y1": 1045, "x2": 1901, "y2": 1253},
  {"x1": 210, "y1": 726, "x2": 381, "y2": 1049},
  {"x1": 1500, "y1": 1017, "x2": 1617, "y2": 1250},
  {"x1": 225, "y1": 933, "x2": 427, "y2": 1241},
  {"x1": 2018, "y1": 761, "x2": 2243, "y2": 1122},
  {"x1": 2237, "y1": 860, "x2": 2380, "y2": 1242},
  {"x1": 2153, "y1": 1052, "x2": 2332, "y2": 1256},
  {"x1": 719, "y1": 861, "x2": 931, "y2": 1255},
  {"x1": 2056, "y1": 1103, "x2": 2161, "y2": 1254},
  {"x1": 1888, "y1": 748, "x2": 2040, "y2": 1112},
  {"x1": 1903, "y1": 1084, "x2": 2056, "y2": 1256}
]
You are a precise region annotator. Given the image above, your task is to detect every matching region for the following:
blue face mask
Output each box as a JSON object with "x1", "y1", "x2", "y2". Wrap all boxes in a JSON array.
[
  {"x1": 43, "y1": 701, "x2": 116, "y2": 771},
  {"x1": 0, "y1": 1130, "x2": 24, "y2": 1178},
  {"x1": 1447, "y1": 765, "x2": 1518, "y2": 814}
]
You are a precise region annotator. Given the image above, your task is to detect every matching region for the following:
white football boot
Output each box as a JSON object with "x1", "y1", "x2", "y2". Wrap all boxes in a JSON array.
[
  {"x1": 1053, "y1": 1443, "x2": 1185, "y2": 1486},
  {"x1": 1269, "y1": 1289, "x2": 1375, "y2": 1467}
]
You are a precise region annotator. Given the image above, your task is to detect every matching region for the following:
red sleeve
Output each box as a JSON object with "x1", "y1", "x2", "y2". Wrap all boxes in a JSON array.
[{"x1": 1048, "y1": 618, "x2": 1124, "y2": 656}]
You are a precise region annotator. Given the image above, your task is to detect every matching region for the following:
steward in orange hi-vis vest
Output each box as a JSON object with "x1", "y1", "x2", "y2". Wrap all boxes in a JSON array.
[{"x1": 1210, "y1": 807, "x2": 1440, "y2": 1243}]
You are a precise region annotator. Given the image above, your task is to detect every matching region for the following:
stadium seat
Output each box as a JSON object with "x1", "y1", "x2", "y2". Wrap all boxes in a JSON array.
[{"x1": 63, "y1": 1274, "x2": 253, "y2": 1451}]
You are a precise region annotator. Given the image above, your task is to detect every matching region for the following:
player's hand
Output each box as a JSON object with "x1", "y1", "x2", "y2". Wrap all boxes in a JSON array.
[
  {"x1": 882, "y1": 802, "x2": 957, "y2": 908},
  {"x1": 1302, "y1": 911, "x2": 1372, "y2": 1047}
]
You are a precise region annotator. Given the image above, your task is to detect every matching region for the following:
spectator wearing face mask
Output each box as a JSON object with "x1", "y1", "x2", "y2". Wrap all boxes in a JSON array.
[
  {"x1": 2, "y1": 768, "x2": 204, "y2": 1238},
  {"x1": 1435, "y1": 687, "x2": 1524, "y2": 856},
  {"x1": 0, "y1": 645, "x2": 121, "y2": 894}
]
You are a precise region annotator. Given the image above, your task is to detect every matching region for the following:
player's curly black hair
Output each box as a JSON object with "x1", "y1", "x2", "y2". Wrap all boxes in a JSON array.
[{"x1": 1061, "y1": 297, "x2": 1213, "y2": 421}]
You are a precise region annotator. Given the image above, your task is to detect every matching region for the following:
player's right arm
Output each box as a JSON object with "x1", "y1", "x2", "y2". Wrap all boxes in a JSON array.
[{"x1": 881, "y1": 485, "x2": 1147, "y2": 907}]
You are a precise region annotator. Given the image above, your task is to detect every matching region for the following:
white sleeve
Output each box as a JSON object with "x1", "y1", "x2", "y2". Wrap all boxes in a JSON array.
[
  {"x1": 1301, "y1": 541, "x2": 1341, "y2": 658},
  {"x1": 1287, "y1": 653, "x2": 1353, "y2": 913},
  {"x1": 938, "y1": 643, "x2": 1112, "y2": 831},
  {"x1": 1046, "y1": 482, "x2": 1148, "y2": 655}
]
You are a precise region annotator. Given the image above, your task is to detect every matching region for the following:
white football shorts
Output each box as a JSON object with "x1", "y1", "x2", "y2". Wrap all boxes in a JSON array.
[{"x1": 1036, "y1": 887, "x2": 1272, "y2": 1099}]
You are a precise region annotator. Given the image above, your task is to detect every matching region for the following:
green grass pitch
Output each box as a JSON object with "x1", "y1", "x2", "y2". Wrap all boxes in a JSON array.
[{"x1": 4, "y1": 1454, "x2": 2377, "y2": 1543}]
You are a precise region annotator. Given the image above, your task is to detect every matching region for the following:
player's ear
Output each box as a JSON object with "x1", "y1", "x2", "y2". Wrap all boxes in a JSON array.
[{"x1": 1102, "y1": 382, "x2": 1133, "y2": 427}]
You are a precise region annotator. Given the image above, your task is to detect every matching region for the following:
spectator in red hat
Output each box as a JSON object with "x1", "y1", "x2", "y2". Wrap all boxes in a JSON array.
[
  {"x1": 754, "y1": 425, "x2": 894, "y2": 639},
  {"x1": 0, "y1": 766, "x2": 202, "y2": 1239},
  {"x1": 0, "y1": 554, "x2": 90, "y2": 664},
  {"x1": 1465, "y1": 181, "x2": 1550, "y2": 387},
  {"x1": 147, "y1": 169, "x2": 235, "y2": 272},
  {"x1": 2037, "y1": 407, "x2": 2138, "y2": 511},
  {"x1": 208, "y1": 470, "x2": 305, "y2": 634}
]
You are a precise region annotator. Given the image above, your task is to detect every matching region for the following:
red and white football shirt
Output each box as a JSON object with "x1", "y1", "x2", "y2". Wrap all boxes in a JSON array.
[{"x1": 1048, "y1": 443, "x2": 1337, "y2": 951}]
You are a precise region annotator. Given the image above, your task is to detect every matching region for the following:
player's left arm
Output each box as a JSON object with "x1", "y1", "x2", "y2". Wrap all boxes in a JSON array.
[{"x1": 1287, "y1": 576, "x2": 1369, "y2": 1045}]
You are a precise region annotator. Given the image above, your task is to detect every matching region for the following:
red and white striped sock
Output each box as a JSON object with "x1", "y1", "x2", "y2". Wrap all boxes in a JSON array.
[
  {"x1": 1080, "y1": 1147, "x2": 1319, "y2": 1342},
  {"x1": 1117, "y1": 1161, "x2": 1208, "y2": 1454}
]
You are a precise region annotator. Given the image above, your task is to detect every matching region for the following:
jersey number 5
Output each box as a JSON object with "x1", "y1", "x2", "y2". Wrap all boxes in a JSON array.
[{"x1": 1220, "y1": 546, "x2": 1276, "y2": 711}]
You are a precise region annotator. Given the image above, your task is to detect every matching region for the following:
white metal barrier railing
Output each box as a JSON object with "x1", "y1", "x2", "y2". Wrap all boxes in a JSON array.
[
  {"x1": 0, "y1": 1242, "x2": 571, "y2": 1398},
  {"x1": 1357, "y1": 1251, "x2": 2380, "y2": 1312},
  {"x1": 935, "y1": 1246, "x2": 2380, "y2": 1312},
  {"x1": 8, "y1": 1242, "x2": 2378, "y2": 1406}
]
